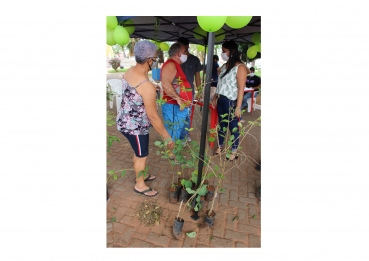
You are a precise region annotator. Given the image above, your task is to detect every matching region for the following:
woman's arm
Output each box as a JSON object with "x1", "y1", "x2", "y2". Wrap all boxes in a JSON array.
[
  {"x1": 236, "y1": 64, "x2": 247, "y2": 117},
  {"x1": 139, "y1": 82, "x2": 173, "y2": 146}
]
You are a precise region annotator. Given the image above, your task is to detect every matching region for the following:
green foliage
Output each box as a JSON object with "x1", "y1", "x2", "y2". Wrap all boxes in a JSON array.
[{"x1": 186, "y1": 232, "x2": 196, "y2": 238}]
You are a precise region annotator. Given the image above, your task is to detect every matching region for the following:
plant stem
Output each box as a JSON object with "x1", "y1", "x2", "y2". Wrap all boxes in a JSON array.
[{"x1": 177, "y1": 200, "x2": 183, "y2": 220}]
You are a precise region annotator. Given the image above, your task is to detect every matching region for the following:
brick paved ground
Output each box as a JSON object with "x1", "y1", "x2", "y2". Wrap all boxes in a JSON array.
[{"x1": 106, "y1": 72, "x2": 261, "y2": 248}]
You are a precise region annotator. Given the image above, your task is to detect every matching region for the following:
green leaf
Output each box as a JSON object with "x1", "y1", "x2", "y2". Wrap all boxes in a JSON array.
[
  {"x1": 238, "y1": 122, "x2": 242, "y2": 127},
  {"x1": 198, "y1": 184, "x2": 208, "y2": 196},
  {"x1": 226, "y1": 153, "x2": 231, "y2": 158},
  {"x1": 208, "y1": 137, "x2": 215, "y2": 142},
  {"x1": 186, "y1": 232, "x2": 197, "y2": 238},
  {"x1": 154, "y1": 141, "x2": 162, "y2": 146},
  {"x1": 232, "y1": 127, "x2": 238, "y2": 133},
  {"x1": 189, "y1": 128, "x2": 194, "y2": 131},
  {"x1": 186, "y1": 188, "x2": 196, "y2": 194},
  {"x1": 194, "y1": 205, "x2": 199, "y2": 211},
  {"x1": 185, "y1": 180, "x2": 192, "y2": 189},
  {"x1": 228, "y1": 141, "x2": 233, "y2": 146},
  {"x1": 108, "y1": 170, "x2": 115, "y2": 175},
  {"x1": 230, "y1": 135, "x2": 235, "y2": 141},
  {"x1": 121, "y1": 170, "x2": 126, "y2": 177},
  {"x1": 113, "y1": 174, "x2": 117, "y2": 180}
]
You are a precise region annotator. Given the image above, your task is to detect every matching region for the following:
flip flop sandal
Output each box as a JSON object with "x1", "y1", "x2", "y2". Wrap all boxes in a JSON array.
[
  {"x1": 225, "y1": 154, "x2": 239, "y2": 161},
  {"x1": 133, "y1": 187, "x2": 158, "y2": 197}
]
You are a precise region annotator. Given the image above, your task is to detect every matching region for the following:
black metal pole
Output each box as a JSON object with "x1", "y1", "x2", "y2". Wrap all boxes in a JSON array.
[
  {"x1": 196, "y1": 32, "x2": 214, "y2": 188},
  {"x1": 191, "y1": 33, "x2": 214, "y2": 222}
]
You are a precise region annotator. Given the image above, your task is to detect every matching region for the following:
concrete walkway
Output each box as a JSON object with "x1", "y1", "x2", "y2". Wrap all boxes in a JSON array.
[{"x1": 106, "y1": 71, "x2": 261, "y2": 248}]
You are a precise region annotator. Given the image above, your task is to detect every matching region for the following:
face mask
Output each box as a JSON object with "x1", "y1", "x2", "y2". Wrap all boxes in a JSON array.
[
  {"x1": 249, "y1": 73, "x2": 255, "y2": 77},
  {"x1": 148, "y1": 60, "x2": 158, "y2": 71},
  {"x1": 221, "y1": 52, "x2": 229, "y2": 61},
  {"x1": 179, "y1": 54, "x2": 187, "y2": 63}
]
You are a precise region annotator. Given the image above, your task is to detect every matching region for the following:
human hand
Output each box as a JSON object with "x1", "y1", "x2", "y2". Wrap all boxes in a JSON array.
[
  {"x1": 167, "y1": 140, "x2": 174, "y2": 150},
  {"x1": 235, "y1": 107, "x2": 242, "y2": 118},
  {"x1": 211, "y1": 97, "x2": 217, "y2": 109},
  {"x1": 177, "y1": 99, "x2": 185, "y2": 111}
]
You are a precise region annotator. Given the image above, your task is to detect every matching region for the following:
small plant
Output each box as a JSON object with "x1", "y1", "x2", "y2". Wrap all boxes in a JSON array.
[
  {"x1": 134, "y1": 200, "x2": 163, "y2": 227},
  {"x1": 110, "y1": 217, "x2": 116, "y2": 223},
  {"x1": 109, "y1": 57, "x2": 121, "y2": 72},
  {"x1": 106, "y1": 83, "x2": 115, "y2": 102}
]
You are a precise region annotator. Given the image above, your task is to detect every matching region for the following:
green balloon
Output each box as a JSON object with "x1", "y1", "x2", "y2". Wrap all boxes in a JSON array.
[
  {"x1": 123, "y1": 19, "x2": 135, "y2": 35},
  {"x1": 193, "y1": 26, "x2": 206, "y2": 39},
  {"x1": 225, "y1": 16, "x2": 252, "y2": 29},
  {"x1": 257, "y1": 43, "x2": 261, "y2": 53},
  {"x1": 160, "y1": 42, "x2": 169, "y2": 51},
  {"x1": 214, "y1": 28, "x2": 225, "y2": 42},
  {"x1": 247, "y1": 45, "x2": 258, "y2": 59},
  {"x1": 106, "y1": 16, "x2": 118, "y2": 30},
  {"x1": 197, "y1": 45, "x2": 205, "y2": 52},
  {"x1": 106, "y1": 29, "x2": 116, "y2": 46},
  {"x1": 252, "y1": 32, "x2": 261, "y2": 44},
  {"x1": 113, "y1": 26, "x2": 130, "y2": 46},
  {"x1": 197, "y1": 16, "x2": 227, "y2": 32}
]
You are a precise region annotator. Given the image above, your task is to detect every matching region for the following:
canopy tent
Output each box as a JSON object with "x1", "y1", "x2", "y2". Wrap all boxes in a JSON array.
[
  {"x1": 116, "y1": 16, "x2": 261, "y2": 45},
  {"x1": 110, "y1": 17, "x2": 261, "y2": 217}
]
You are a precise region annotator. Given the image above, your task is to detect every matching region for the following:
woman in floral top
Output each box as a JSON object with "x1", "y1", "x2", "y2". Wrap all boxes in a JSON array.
[
  {"x1": 211, "y1": 41, "x2": 247, "y2": 161},
  {"x1": 116, "y1": 41, "x2": 174, "y2": 197}
]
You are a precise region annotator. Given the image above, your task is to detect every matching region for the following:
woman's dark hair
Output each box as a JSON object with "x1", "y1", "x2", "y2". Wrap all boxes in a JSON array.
[{"x1": 220, "y1": 40, "x2": 242, "y2": 78}]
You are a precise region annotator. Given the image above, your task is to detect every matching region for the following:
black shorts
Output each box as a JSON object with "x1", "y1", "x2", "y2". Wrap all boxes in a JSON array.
[{"x1": 122, "y1": 132, "x2": 149, "y2": 158}]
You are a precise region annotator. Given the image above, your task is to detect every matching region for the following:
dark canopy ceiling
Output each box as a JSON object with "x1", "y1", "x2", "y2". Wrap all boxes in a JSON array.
[{"x1": 116, "y1": 16, "x2": 261, "y2": 46}]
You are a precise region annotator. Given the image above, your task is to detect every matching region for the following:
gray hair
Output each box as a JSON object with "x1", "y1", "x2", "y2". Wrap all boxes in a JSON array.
[
  {"x1": 168, "y1": 42, "x2": 184, "y2": 57},
  {"x1": 134, "y1": 41, "x2": 157, "y2": 64}
]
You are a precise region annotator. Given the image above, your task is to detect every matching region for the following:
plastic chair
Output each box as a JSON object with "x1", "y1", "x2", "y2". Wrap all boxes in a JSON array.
[
  {"x1": 107, "y1": 79, "x2": 122, "y2": 113},
  {"x1": 247, "y1": 91, "x2": 259, "y2": 113}
]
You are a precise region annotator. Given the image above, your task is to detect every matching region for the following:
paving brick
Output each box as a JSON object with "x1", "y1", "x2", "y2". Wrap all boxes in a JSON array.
[
  {"x1": 211, "y1": 219, "x2": 224, "y2": 238},
  {"x1": 111, "y1": 222, "x2": 128, "y2": 234},
  {"x1": 214, "y1": 211, "x2": 226, "y2": 220},
  {"x1": 237, "y1": 208, "x2": 249, "y2": 223},
  {"x1": 114, "y1": 226, "x2": 135, "y2": 247},
  {"x1": 228, "y1": 200, "x2": 247, "y2": 209},
  {"x1": 149, "y1": 224, "x2": 164, "y2": 235},
  {"x1": 196, "y1": 228, "x2": 211, "y2": 246},
  {"x1": 168, "y1": 239, "x2": 184, "y2": 247},
  {"x1": 225, "y1": 213, "x2": 238, "y2": 230},
  {"x1": 229, "y1": 190, "x2": 238, "y2": 201},
  {"x1": 238, "y1": 197, "x2": 257, "y2": 205},
  {"x1": 248, "y1": 235, "x2": 261, "y2": 247},
  {"x1": 107, "y1": 202, "x2": 119, "y2": 212},
  {"x1": 129, "y1": 238, "x2": 156, "y2": 247},
  {"x1": 219, "y1": 198, "x2": 228, "y2": 205},
  {"x1": 248, "y1": 192, "x2": 256, "y2": 199},
  {"x1": 218, "y1": 204, "x2": 237, "y2": 214},
  {"x1": 238, "y1": 223, "x2": 259, "y2": 235},
  {"x1": 238, "y1": 186, "x2": 248, "y2": 197},
  {"x1": 220, "y1": 191, "x2": 229, "y2": 199},
  {"x1": 224, "y1": 229, "x2": 247, "y2": 243},
  {"x1": 183, "y1": 236, "x2": 196, "y2": 247},
  {"x1": 247, "y1": 182, "x2": 256, "y2": 193},
  {"x1": 209, "y1": 236, "x2": 233, "y2": 247},
  {"x1": 248, "y1": 204, "x2": 258, "y2": 217},
  {"x1": 136, "y1": 225, "x2": 151, "y2": 234},
  {"x1": 109, "y1": 191, "x2": 122, "y2": 202},
  {"x1": 197, "y1": 244, "x2": 211, "y2": 247},
  {"x1": 107, "y1": 222, "x2": 113, "y2": 233},
  {"x1": 222, "y1": 183, "x2": 238, "y2": 191},
  {"x1": 249, "y1": 217, "x2": 261, "y2": 227},
  {"x1": 231, "y1": 171, "x2": 239, "y2": 180},
  {"x1": 131, "y1": 232, "x2": 147, "y2": 241},
  {"x1": 235, "y1": 242, "x2": 247, "y2": 247},
  {"x1": 146, "y1": 232, "x2": 171, "y2": 247},
  {"x1": 157, "y1": 179, "x2": 169, "y2": 189},
  {"x1": 107, "y1": 232, "x2": 113, "y2": 244}
]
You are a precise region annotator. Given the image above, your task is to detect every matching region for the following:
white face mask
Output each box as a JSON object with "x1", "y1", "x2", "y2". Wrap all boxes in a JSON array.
[
  {"x1": 221, "y1": 52, "x2": 229, "y2": 61},
  {"x1": 179, "y1": 54, "x2": 187, "y2": 63},
  {"x1": 151, "y1": 61, "x2": 158, "y2": 69},
  {"x1": 249, "y1": 73, "x2": 255, "y2": 77}
]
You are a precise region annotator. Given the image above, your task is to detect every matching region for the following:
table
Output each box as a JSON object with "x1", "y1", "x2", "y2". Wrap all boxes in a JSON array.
[
  {"x1": 190, "y1": 100, "x2": 218, "y2": 148},
  {"x1": 243, "y1": 87, "x2": 255, "y2": 113}
]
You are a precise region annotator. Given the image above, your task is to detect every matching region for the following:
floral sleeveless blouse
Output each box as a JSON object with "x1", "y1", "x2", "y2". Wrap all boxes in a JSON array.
[
  {"x1": 116, "y1": 77, "x2": 152, "y2": 135},
  {"x1": 216, "y1": 64, "x2": 243, "y2": 100}
]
